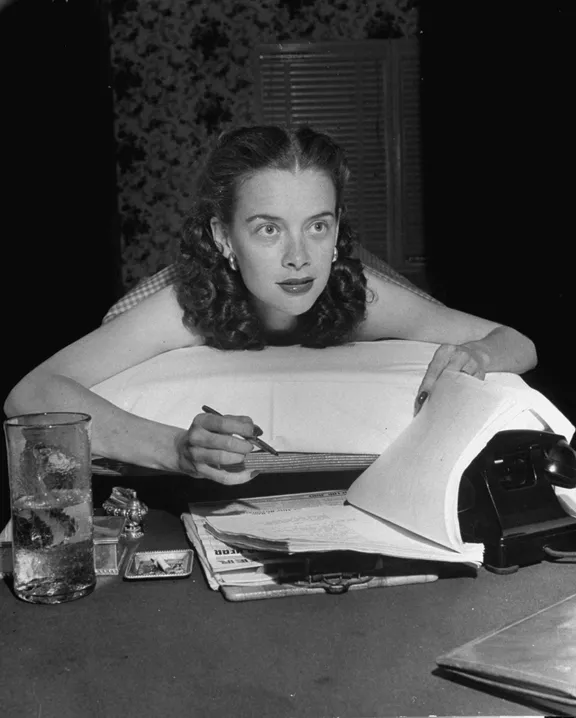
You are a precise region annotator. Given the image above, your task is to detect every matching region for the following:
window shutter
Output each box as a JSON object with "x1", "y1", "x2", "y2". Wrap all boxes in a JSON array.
[
  {"x1": 388, "y1": 41, "x2": 425, "y2": 269},
  {"x1": 253, "y1": 39, "x2": 425, "y2": 273},
  {"x1": 253, "y1": 41, "x2": 390, "y2": 262}
]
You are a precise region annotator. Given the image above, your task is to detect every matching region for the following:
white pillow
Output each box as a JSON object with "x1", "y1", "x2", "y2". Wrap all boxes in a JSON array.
[{"x1": 91, "y1": 340, "x2": 574, "y2": 455}]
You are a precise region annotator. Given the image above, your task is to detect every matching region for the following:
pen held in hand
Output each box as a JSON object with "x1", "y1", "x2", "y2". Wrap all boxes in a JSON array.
[{"x1": 201, "y1": 405, "x2": 279, "y2": 457}]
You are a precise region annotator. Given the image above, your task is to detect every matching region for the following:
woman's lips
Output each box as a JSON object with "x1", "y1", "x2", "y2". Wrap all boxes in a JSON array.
[{"x1": 277, "y1": 279, "x2": 315, "y2": 295}]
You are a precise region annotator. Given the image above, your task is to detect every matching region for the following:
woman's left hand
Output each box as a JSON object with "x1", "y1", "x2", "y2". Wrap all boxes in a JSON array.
[{"x1": 414, "y1": 342, "x2": 489, "y2": 415}]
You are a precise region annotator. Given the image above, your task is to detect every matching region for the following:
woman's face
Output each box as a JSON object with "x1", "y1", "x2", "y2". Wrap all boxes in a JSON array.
[{"x1": 211, "y1": 168, "x2": 338, "y2": 331}]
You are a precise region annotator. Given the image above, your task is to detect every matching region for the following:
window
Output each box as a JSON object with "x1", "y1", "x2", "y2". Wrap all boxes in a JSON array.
[{"x1": 253, "y1": 39, "x2": 424, "y2": 275}]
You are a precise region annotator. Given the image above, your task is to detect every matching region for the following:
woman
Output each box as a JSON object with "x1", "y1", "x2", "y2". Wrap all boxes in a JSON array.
[{"x1": 4, "y1": 125, "x2": 537, "y2": 485}]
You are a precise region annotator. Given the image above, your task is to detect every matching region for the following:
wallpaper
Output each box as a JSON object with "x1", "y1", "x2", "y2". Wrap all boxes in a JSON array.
[{"x1": 108, "y1": 0, "x2": 418, "y2": 288}]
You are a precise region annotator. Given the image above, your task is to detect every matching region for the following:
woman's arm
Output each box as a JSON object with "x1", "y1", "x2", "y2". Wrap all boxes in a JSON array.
[
  {"x1": 355, "y1": 269, "x2": 537, "y2": 409},
  {"x1": 4, "y1": 286, "x2": 258, "y2": 483}
]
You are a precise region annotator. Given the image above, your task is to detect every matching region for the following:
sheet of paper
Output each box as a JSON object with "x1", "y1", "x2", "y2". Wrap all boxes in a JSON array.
[
  {"x1": 203, "y1": 492, "x2": 484, "y2": 565},
  {"x1": 347, "y1": 372, "x2": 528, "y2": 551}
]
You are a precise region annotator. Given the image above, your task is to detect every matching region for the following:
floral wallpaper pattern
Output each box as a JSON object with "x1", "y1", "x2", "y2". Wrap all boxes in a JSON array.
[{"x1": 108, "y1": 0, "x2": 419, "y2": 289}]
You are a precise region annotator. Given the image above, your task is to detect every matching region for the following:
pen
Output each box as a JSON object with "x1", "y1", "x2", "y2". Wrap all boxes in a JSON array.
[{"x1": 201, "y1": 405, "x2": 279, "y2": 457}]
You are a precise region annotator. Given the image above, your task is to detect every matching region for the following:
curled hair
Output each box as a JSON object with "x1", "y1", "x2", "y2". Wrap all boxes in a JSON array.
[{"x1": 176, "y1": 125, "x2": 367, "y2": 350}]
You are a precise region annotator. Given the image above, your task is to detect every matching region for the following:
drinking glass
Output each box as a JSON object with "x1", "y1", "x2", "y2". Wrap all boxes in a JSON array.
[{"x1": 4, "y1": 412, "x2": 96, "y2": 604}]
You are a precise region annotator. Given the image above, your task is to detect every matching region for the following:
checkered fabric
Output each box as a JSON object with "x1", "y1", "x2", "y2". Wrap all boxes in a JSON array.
[
  {"x1": 102, "y1": 248, "x2": 441, "y2": 324},
  {"x1": 103, "y1": 265, "x2": 179, "y2": 323}
]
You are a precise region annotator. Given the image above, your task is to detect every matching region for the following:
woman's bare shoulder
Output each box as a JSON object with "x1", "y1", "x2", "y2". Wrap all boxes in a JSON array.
[{"x1": 355, "y1": 268, "x2": 501, "y2": 344}]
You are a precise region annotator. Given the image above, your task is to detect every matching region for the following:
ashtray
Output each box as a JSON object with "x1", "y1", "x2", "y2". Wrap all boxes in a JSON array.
[{"x1": 124, "y1": 550, "x2": 194, "y2": 580}]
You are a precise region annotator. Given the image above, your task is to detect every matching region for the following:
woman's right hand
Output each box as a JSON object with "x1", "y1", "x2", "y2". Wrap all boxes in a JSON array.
[{"x1": 176, "y1": 411, "x2": 259, "y2": 484}]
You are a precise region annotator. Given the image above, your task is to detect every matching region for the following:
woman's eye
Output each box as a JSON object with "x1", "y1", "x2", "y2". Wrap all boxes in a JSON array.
[
  {"x1": 257, "y1": 224, "x2": 278, "y2": 237},
  {"x1": 310, "y1": 222, "x2": 328, "y2": 235}
]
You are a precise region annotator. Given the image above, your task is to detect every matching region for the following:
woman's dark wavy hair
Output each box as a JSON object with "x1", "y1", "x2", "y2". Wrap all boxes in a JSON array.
[{"x1": 175, "y1": 124, "x2": 368, "y2": 350}]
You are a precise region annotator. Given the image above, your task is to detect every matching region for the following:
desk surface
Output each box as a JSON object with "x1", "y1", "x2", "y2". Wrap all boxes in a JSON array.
[{"x1": 1, "y1": 474, "x2": 575, "y2": 718}]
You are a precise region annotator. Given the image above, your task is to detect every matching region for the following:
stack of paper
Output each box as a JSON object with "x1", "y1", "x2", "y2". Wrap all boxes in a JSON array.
[
  {"x1": 201, "y1": 372, "x2": 575, "y2": 566},
  {"x1": 202, "y1": 490, "x2": 484, "y2": 566},
  {"x1": 182, "y1": 491, "x2": 354, "y2": 589}
]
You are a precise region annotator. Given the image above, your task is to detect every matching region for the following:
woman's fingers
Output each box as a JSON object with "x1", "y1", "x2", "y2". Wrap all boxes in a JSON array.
[
  {"x1": 191, "y1": 425, "x2": 254, "y2": 458},
  {"x1": 191, "y1": 462, "x2": 258, "y2": 486},
  {"x1": 189, "y1": 413, "x2": 255, "y2": 453},
  {"x1": 414, "y1": 344, "x2": 487, "y2": 415},
  {"x1": 178, "y1": 411, "x2": 260, "y2": 483},
  {"x1": 191, "y1": 444, "x2": 251, "y2": 467},
  {"x1": 414, "y1": 346, "x2": 455, "y2": 414},
  {"x1": 194, "y1": 412, "x2": 256, "y2": 439},
  {"x1": 179, "y1": 453, "x2": 257, "y2": 485},
  {"x1": 459, "y1": 358, "x2": 485, "y2": 379}
]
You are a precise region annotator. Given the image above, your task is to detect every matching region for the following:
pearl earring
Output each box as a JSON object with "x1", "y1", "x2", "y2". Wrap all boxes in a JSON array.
[
  {"x1": 228, "y1": 253, "x2": 238, "y2": 272},
  {"x1": 332, "y1": 247, "x2": 338, "y2": 264}
]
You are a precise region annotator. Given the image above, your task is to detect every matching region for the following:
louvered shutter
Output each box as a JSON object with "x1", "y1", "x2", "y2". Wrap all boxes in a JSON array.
[
  {"x1": 253, "y1": 39, "x2": 425, "y2": 274},
  {"x1": 388, "y1": 41, "x2": 425, "y2": 269}
]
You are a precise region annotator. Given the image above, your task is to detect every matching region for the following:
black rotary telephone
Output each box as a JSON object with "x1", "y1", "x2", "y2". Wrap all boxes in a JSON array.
[{"x1": 458, "y1": 430, "x2": 576, "y2": 573}]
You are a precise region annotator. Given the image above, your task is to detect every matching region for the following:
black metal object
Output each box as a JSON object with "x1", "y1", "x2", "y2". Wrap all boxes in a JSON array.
[{"x1": 458, "y1": 430, "x2": 576, "y2": 574}]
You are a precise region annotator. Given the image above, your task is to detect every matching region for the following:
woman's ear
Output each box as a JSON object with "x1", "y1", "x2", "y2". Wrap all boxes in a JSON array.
[{"x1": 210, "y1": 218, "x2": 232, "y2": 259}]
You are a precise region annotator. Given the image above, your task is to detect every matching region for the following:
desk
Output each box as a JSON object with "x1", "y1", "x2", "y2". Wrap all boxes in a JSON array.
[{"x1": 1, "y1": 473, "x2": 575, "y2": 718}]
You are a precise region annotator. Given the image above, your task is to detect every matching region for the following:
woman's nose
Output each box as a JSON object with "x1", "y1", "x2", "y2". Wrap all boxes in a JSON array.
[{"x1": 282, "y1": 236, "x2": 310, "y2": 270}]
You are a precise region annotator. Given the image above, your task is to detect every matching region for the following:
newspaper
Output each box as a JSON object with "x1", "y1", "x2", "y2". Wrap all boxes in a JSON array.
[{"x1": 182, "y1": 490, "x2": 348, "y2": 590}]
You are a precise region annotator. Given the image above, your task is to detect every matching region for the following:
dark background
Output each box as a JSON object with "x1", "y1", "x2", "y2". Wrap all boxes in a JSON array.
[
  {"x1": 2, "y1": 0, "x2": 122, "y2": 384},
  {"x1": 1, "y1": 0, "x2": 122, "y2": 522},
  {"x1": 420, "y1": 5, "x2": 574, "y2": 424},
  {"x1": 1, "y1": 2, "x2": 573, "y2": 524}
]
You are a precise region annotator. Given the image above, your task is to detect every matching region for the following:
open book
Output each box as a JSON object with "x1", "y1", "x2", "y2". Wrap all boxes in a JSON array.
[{"x1": 200, "y1": 372, "x2": 575, "y2": 567}]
